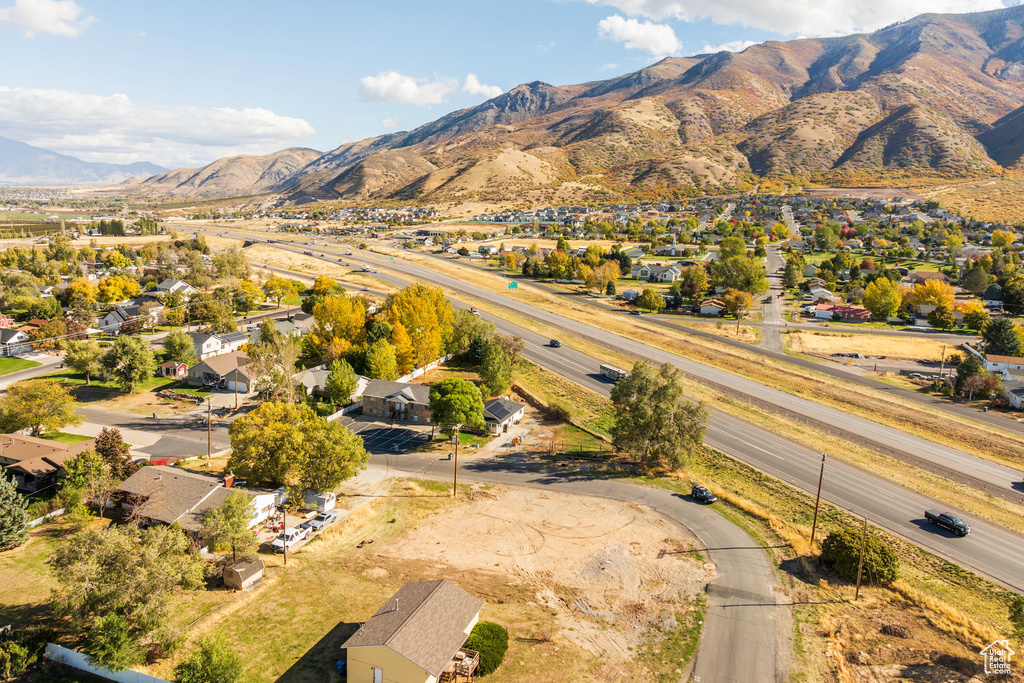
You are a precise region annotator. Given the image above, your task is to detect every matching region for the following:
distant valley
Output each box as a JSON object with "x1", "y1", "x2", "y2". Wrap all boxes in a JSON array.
[{"x1": 0, "y1": 135, "x2": 166, "y2": 186}]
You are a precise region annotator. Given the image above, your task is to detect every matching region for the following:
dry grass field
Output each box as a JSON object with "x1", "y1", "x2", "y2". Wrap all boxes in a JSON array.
[{"x1": 784, "y1": 331, "x2": 949, "y2": 361}]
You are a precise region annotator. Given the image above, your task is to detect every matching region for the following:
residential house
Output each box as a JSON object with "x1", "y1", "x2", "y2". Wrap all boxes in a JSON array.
[
  {"x1": 98, "y1": 299, "x2": 165, "y2": 335},
  {"x1": 157, "y1": 360, "x2": 188, "y2": 379},
  {"x1": 0, "y1": 434, "x2": 96, "y2": 492},
  {"x1": 654, "y1": 245, "x2": 688, "y2": 257},
  {"x1": 154, "y1": 279, "x2": 199, "y2": 299},
  {"x1": 342, "y1": 579, "x2": 484, "y2": 683},
  {"x1": 809, "y1": 287, "x2": 835, "y2": 303},
  {"x1": 820, "y1": 305, "x2": 871, "y2": 322},
  {"x1": 0, "y1": 314, "x2": 13, "y2": 329},
  {"x1": 0, "y1": 329, "x2": 31, "y2": 357},
  {"x1": 361, "y1": 380, "x2": 432, "y2": 423},
  {"x1": 186, "y1": 352, "x2": 250, "y2": 390},
  {"x1": 114, "y1": 466, "x2": 276, "y2": 535},
  {"x1": 190, "y1": 331, "x2": 249, "y2": 360},
  {"x1": 802, "y1": 264, "x2": 819, "y2": 277},
  {"x1": 699, "y1": 298, "x2": 726, "y2": 316},
  {"x1": 982, "y1": 354, "x2": 1024, "y2": 374},
  {"x1": 1000, "y1": 378, "x2": 1024, "y2": 410},
  {"x1": 634, "y1": 263, "x2": 682, "y2": 282},
  {"x1": 483, "y1": 397, "x2": 526, "y2": 435}
]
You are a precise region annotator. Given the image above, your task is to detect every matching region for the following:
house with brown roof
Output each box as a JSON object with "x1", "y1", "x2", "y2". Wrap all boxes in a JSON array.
[
  {"x1": 362, "y1": 380, "x2": 432, "y2": 423},
  {"x1": 342, "y1": 579, "x2": 484, "y2": 683},
  {"x1": 185, "y1": 352, "x2": 251, "y2": 391},
  {"x1": 113, "y1": 466, "x2": 276, "y2": 534},
  {"x1": 0, "y1": 434, "x2": 96, "y2": 492}
]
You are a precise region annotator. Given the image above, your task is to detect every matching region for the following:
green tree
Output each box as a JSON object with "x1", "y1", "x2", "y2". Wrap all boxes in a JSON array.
[
  {"x1": 982, "y1": 317, "x2": 1021, "y2": 357},
  {"x1": 49, "y1": 524, "x2": 205, "y2": 671},
  {"x1": 477, "y1": 341, "x2": 512, "y2": 397},
  {"x1": 95, "y1": 427, "x2": 137, "y2": 481},
  {"x1": 606, "y1": 279, "x2": 616, "y2": 295},
  {"x1": 718, "y1": 236, "x2": 747, "y2": 260},
  {"x1": 954, "y1": 353, "x2": 985, "y2": 395},
  {"x1": 449, "y1": 309, "x2": 494, "y2": 357},
  {"x1": 962, "y1": 305, "x2": 990, "y2": 332},
  {"x1": 64, "y1": 339, "x2": 103, "y2": 385},
  {"x1": 163, "y1": 330, "x2": 198, "y2": 365},
  {"x1": 428, "y1": 379, "x2": 485, "y2": 431},
  {"x1": 227, "y1": 402, "x2": 368, "y2": 490},
  {"x1": 960, "y1": 263, "x2": 990, "y2": 296},
  {"x1": 814, "y1": 223, "x2": 838, "y2": 251},
  {"x1": 174, "y1": 639, "x2": 243, "y2": 683},
  {"x1": 0, "y1": 474, "x2": 28, "y2": 551},
  {"x1": 202, "y1": 491, "x2": 256, "y2": 564},
  {"x1": 610, "y1": 362, "x2": 709, "y2": 469},
  {"x1": 0, "y1": 380, "x2": 81, "y2": 437},
  {"x1": 927, "y1": 304, "x2": 957, "y2": 330},
  {"x1": 325, "y1": 358, "x2": 358, "y2": 405},
  {"x1": 820, "y1": 527, "x2": 899, "y2": 584},
  {"x1": 61, "y1": 449, "x2": 116, "y2": 516},
  {"x1": 101, "y1": 336, "x2": 154, "y2": 393},
  {"x1": 365, "y1": 338, "x2": 398, "y2": 380},
  {"x1": 465, "y1": 621, "x2": 509, "y2": 676},
  {"x1": 637, "y1": 288, "x2": 665, "y2": 312},
  {"x1": 863, "y1": 278, "x2": 902, "y2": 319},
  {"x1": 716, "y1": 256, "x2": 768, "y2": 295}
]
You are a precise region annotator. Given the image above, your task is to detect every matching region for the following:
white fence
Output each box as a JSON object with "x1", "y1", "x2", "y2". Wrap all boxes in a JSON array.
[
  {"x1": 45, "y1": 644, "x2": 172, "y2": 683},
  {"x1": 396, "y1": 353, "x2": 452, "y2": 383},
  {"x1": 27, "y1": 507, "x2": 65, "y2": 528},
  {"x1": 326, "y1": 400, "x2": 362, "y2": 421}
]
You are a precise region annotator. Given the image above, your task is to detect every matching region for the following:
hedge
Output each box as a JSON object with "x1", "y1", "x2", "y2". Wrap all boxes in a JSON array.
[
  {"x1": 465, "y1": 621, "x2": 508, "y2": 676},
  {"x1": 820, "y1": 527, "x2": 899, "y2": 585}
]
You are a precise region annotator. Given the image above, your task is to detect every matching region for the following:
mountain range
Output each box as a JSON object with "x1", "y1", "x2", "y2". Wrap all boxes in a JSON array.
[
  {"x1": 135, "y1": 4, "x2": 1024, "y2": 203},
  {"x1": 0, "y1": 136, "x2": 166, "y2": 186}
]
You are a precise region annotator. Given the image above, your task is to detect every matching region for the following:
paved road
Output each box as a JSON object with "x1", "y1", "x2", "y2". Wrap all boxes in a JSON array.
[
  {"x1": 77, "y1": 407, "x2": 232, "y2": 459},
  {"x1": 364, "y1": 455, "x2": 787, "y2": 682},
  {"x1": 761, "y1": 243, "x2": 785, "y2": 353},
  {"x1": 234, "y1": 234, "x2": 1024, "y2": 593},
  {"x1": 326, "y1": 245, "x2": 1024, "y2": 498}
]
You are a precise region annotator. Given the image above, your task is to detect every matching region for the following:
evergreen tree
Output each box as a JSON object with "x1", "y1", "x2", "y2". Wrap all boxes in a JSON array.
[
  {"x1": 0, "y1": 473, "x2": 28, "y2": 551},
  {"x1": 982, "y1": 317, "x2": 1021, "y2": 357}
]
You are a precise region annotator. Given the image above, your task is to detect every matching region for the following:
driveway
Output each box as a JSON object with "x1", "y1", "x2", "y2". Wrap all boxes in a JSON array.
[{"x1": 342, "y1": 416, "x2": 433, "y2": 454}]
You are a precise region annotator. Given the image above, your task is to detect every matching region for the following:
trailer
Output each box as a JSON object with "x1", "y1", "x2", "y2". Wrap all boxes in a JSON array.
[{"x1": 599, "y1": 364, "x2": 628, "y2": 382}]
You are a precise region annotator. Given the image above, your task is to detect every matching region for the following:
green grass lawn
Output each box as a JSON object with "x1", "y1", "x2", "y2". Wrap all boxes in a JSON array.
[
  {"x1": 40, "y1": 432, "x2": 92, "y2": 444},
  {"x1": 0, "y1": 356, "x2": 41, "y2": 376}
]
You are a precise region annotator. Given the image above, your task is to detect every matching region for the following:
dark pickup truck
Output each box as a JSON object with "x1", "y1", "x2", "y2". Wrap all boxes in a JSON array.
[{"x1": 925, "y1": 510, "x2": 971, "y2": 536}]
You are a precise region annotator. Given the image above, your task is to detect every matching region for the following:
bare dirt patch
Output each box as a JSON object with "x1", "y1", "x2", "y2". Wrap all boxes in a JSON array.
[
  {"x1": 784, "y1": 331, "x2": 949, "y2": 361},
  {"x1": 378, "y1": 486, "x2": 713, "y2": 664}
]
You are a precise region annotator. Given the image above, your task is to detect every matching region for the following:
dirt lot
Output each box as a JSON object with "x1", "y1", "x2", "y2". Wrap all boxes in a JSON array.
[
  {"x1": 784, "y1": 330, "x2": 949, "y2": 361},
  {"x1": 379, "y1": 487, "x2": 713, "y2": 664}
]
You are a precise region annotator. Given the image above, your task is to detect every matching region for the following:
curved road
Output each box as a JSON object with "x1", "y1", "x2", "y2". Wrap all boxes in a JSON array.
[{"x1": 232, "y1": 232, "x2": 1024, "y2": 594}]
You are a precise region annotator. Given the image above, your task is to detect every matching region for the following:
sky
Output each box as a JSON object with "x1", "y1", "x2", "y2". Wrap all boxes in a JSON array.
[{"x1": 0, "y1": 0, "x2": 1017, "y2": 169}]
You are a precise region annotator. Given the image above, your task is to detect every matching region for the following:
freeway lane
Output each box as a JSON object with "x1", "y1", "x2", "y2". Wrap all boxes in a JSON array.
[
  {"x1": 328, "y1": 245, "x2": 1024, "y2": 500},
  {"x1": 239, "y1": 234, "x2": 1024, "y2": 592}
]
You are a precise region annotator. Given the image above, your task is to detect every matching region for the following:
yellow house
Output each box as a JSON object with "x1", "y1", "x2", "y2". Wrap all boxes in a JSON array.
[{"x1": 342, "y1": 579, "x2": 484, "y2": 683}]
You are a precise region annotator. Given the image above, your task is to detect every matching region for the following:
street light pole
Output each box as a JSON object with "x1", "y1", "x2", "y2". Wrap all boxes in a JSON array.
[
  {"x1": 810, "y1": 452, "x2": 826, "y2": 547},
  {"x1": 207, "y1": 399, "x2": 212, "y2": 458}
]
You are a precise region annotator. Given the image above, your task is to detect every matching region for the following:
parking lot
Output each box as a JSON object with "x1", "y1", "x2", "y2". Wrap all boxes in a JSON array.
[{"x1": 342, "y1": 416, "x2": 433, "y2": 454}]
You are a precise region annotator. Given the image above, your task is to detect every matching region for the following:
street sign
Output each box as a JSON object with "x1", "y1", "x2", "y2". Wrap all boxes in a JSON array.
[{"x1": 508, "y1": 281, "x2": 518, "y2": 290}]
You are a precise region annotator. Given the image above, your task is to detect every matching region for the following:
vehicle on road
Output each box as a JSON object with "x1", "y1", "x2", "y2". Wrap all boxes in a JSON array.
[
  {"x1": 925, "y1": 509, "x2": 971, "y2": 536},
  {"x1": 549, "y1": 339, "x2": 561, "y2": 348},
  {"x1": 630, "y1": 309, "x2": 642, "y2": 315},
  {"x1": 599, "y1": 364, "x2": 628, "y2": 381},
  {"x1": 362, "y1": 286, "x2": 369, "y2": 291},
  {"x1": 271, "y1": 527, "x2": 308, "y2": 552},
  {"x1": 691, "y1": 483, "x2": 717, "y2": 504},
  {"x1": 305, "y1": 511, "x2": 339, "y2": 532}
]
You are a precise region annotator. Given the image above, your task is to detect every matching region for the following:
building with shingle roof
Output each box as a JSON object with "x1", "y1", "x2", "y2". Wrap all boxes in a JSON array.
[{"x1": 342, "y1": 579, "x2": 484, "y2": 683}]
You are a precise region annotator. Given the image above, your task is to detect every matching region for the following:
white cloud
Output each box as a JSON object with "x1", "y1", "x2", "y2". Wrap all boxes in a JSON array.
[
  {"x1": 581, "y1": 0, "x2": 1006, "y2": 38},
  {"x1": 537, "y1": 41, "x2": 556, "y2": 51},
  {"x1": 381, "y1": 116, "x2": 401, "y2": 128},
  {"x1": 600, "y1": 62, "x2": 621, "y2": 71},
  {"x1": 0, "y1": 0, "x2": 93, "y2": 37},
  {"x1": 462, "y1": 74, "x2": 503, "y2": 99},
  {"x1": 701, "y1": 39, "x2": 757, "y2": 53},
  {"x1": 359, "y1": 71, "x2": 458, "y2": 107},
  {"x1": 0, "y1": 87, "x2": 316, "y2": 167},
  {"x1": 597, "y1": 15, "x2": 681, "y2": 56}
]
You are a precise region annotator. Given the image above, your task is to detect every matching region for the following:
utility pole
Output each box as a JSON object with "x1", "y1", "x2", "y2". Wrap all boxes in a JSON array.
[
  {"x1": 234, "y1": 375, "x2": 239, "y2": 410},
  {"x1": 281, "y1": 503, "x2": 288, "y2": 566},
  {"x1": 186, "y1": 302, "x2": 191, "y2": 333},
  {"x1": 810, "y1": 452, "x2": 826, "y2": 547},
  {"x1": 855, "y1": 516, "x2": 868, "y2": 601},
  {"x1": 207, "y1": 399, "x2": 212, "y2": 458},
  {"x1": 452, "y1": 423, "x2": 463, "y2": 499},
  {"x1": 939, "y1": 344, "x2": 947, "y2": 381}
]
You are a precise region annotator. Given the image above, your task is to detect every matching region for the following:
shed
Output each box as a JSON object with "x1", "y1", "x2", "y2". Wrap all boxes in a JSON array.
[{"x1": 224, "y1": 558, "x2": 264, "y2": 590}]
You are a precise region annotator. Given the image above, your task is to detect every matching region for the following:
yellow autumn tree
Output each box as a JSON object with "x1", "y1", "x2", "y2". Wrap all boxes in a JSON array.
[
  {"x1": 390, "y1": 321, "x2": 416, "y2": 375},
  {"x1": 305, "y1": 295, "x2": 367, "y2": 361},
  {"x1": 312, "y1": 276, "x2": 338, "y2": 296},
  {"x1": 911, "y1": 279, "x2": 955, "y2": 309},
  {"x1": 384, "y1": 284, "x2": 453, "y2": 365}
]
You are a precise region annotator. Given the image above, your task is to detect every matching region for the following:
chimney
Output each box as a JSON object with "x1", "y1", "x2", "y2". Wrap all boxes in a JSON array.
[{"x1": 224, "y1": 473, "x2": 235, "y2": 488}]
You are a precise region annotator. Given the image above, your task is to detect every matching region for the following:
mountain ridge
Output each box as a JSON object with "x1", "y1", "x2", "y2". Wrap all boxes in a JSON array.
[
  {"x1": 0, "y1": 136, "x2": 166, "y2": 186},
  {"x1": 135, "y1": 4, "x2": 1024, "y2": 203}
]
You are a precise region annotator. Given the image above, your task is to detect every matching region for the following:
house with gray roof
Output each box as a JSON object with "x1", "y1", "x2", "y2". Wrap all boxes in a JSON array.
[
  {"x1": 483, "y1": 397, "x2": 526, "y2": 435},
  {"x1": 342, "y1": 579, "x2": 484, "y2": 683},
  {"x1": 361, "y1": 380, "x2": 431, "y2": 423}
]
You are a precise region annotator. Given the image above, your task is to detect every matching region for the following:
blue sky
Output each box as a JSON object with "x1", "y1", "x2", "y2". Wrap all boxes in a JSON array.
[{"x1": 0, "y1": 0, "x2": 1014, "y2": 168}]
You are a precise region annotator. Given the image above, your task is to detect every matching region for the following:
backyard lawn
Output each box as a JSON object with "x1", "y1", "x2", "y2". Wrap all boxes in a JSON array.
[{"x1": 41, "y1": 432, "x2": 93, "y2": 444}]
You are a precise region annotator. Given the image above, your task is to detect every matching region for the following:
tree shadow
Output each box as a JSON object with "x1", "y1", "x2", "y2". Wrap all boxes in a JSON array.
[{"x1": 275, "y1": 621, "x2": 360, "y2": 683}]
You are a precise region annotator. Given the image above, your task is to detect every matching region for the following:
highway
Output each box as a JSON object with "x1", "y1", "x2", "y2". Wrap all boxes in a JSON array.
[
  {"x1": 272, "y1": 236, "x2": 1024, "y2": 503},
  {"x1": 221, "y1": 230, "x2": 1024, "y2": 594}
]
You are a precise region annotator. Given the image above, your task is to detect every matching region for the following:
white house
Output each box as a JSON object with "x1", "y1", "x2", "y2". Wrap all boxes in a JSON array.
[
  {"x1": 802, "y1": 264, "x2": 818, "y2": 277},
  {"x1": 190, "y1": 331, "x2": 249, "y2": 360},
  {"x1": 483, "y1": 397, "x2": 526, "y2": 435},
  {"x1": 1000, "y1": 378, "x2": 1024, "y2": 410},
  {"x1": 0, "y1": 329, "x2": 31, "y2": 357},
  {"x1": 699, "y1": 298, "x2": 725, "y2": 316},
  {"x1": 154, "y1": 279, "x2": 199, "y2": 299},
  {"x1": 98, "y1": 301, "x2": 165, "y2": 335}
]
